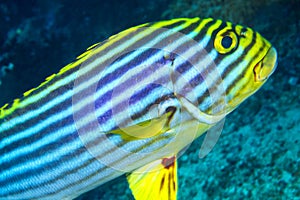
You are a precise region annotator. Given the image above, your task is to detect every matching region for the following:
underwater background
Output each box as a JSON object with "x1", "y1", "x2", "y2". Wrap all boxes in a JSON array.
[{"x1": 0, "y1": 0, "x2": 299, "y2": 199}]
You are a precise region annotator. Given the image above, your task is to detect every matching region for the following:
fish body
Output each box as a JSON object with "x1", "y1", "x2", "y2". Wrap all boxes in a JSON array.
[{"x1": 0, "y1": 18, "x2": 277, "y2": 199}]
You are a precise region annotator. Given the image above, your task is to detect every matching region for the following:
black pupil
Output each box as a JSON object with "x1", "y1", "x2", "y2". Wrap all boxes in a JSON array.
[{"x1": 221, "y1": 35, "x2": 233, "y2": 49}]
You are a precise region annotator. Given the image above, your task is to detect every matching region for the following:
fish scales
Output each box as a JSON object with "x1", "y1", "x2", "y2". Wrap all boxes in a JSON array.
[{"x1": 0, "y1": 17, "x2": 277, "y2": 199}]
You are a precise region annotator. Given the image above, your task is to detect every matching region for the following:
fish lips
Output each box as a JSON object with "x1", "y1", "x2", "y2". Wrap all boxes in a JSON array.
[{"x1": 254, "y1": 46, "x2": 278, "y2": 82}]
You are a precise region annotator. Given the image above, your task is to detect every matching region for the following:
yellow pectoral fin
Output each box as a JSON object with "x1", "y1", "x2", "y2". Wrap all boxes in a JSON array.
[
  {"x1": 127, "y1": 156, "x2": 178, "y2": 200},
  {"x1": 110, "y1": 108, "x2": 175, "y2": 140}
]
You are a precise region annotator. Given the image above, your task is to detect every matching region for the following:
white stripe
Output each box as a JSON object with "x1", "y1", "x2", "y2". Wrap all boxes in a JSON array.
[
  {"x1": 0, "y1": 124, "x2": 77, "y2": 171},
  {"x1": 1, "y1": 62, "x2": 171, "y2": 167},
  {"x1": 1, "y1": 23, "x2": 208, "y2": 163},
  {"x1": 219, "y1": 47, "x2": 244, "y2": 75},
  {"x1": 1, "y1": 119, "x2": 173, "y2": 196},
  {"x1": 3, "y1": 18, "x2": 206, "y2": 180},
  {"x1": 48, "y1": 121, "x2": 194, "y2": 199},
  {"x1": 0, "y1": 91, "x2": 73, "y2": 149},
  {"x1": 199, "y1": 48, "x2": 245, "y2": 109},
  {"x1": 0, "y1": 39, "x2": 198, "y2": 182},
  {"x1": 75, "y1": 32, "x2": 204, "y2": 131},
  {"x1": 0, "y1": 20, "x2": 188, "y2": 132},
  {"x1": 181, "y1": 49, "x2": 218, "y2": 101},
  {"x1": 0, "y1": 20, "x2": 193, "y2": 147},
  {"x1": 0, "y1": 86, "x2": 169, "y2": 190}
]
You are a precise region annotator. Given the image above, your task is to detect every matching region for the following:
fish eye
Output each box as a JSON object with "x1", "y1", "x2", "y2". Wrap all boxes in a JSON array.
[
  {"x1": 214, "y1": 29, "x2": 238, "y2": 54},
  {"x1": 221, "y1": 36, "x2": 233, "y2": 49}
]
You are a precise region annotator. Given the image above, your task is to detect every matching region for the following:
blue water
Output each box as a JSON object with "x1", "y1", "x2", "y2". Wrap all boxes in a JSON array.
[{"x1": 0, "y1": 0, "x2": 299, "y2": 199}]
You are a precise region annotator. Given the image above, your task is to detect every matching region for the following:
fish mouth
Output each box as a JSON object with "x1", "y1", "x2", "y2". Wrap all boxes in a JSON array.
[{"x1": 253, "y1": 47, "x2": 278, "y2": 82}]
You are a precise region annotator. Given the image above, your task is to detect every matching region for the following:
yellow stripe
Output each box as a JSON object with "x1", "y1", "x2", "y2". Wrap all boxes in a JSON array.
[
  {"x1": 228, "y1": 31, "x2": 270, "y2": 105},
  {"x1": 86, "y1": 42, "x2": 101, "y2": 51},
  {"x1": 192, "y1": 18, "x2": 213, "y2": 35},
  {"x1": 0, "y1": 18, "x2": 192, "y2": 119},
  {"x1": 204, "y1": 19, "x2": 222, "y2": 37}
]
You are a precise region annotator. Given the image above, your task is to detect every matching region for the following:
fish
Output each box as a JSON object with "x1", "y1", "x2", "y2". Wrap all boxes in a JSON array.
[{"x1": 0, "y1": 17, "x2": 277, "y2": 199}]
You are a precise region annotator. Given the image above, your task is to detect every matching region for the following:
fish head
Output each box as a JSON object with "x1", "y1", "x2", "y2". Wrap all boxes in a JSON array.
[{"x1": 211, "y1": 21, "x2": 278, "y2": 111}]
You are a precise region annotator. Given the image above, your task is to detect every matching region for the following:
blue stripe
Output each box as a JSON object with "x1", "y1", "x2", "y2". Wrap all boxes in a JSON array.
[
  {"x1": 0, "y1": 19, "x2": 195, "y2": 150},
  {"x1": 1, "y1": 18, "x2": 254, "y2": 200}
]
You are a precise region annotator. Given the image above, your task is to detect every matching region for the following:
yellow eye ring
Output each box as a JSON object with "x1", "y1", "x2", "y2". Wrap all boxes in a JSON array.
[{"x1": 214, "y1": 29, "x2": 238, "y2": 54}]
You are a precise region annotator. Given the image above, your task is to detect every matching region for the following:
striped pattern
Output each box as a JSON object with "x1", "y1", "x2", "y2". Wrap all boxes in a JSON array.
[{"x1": 0, "y1": 18, "x2": 273, "y2": 199}]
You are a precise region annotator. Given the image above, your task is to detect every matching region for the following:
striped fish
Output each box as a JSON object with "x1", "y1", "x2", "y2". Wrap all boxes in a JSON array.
[{"x1": 0, "y1": 17, "x2": 277, "y2": 200}]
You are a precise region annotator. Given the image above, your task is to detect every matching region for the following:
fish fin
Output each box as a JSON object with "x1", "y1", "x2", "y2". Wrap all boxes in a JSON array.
[
  {"x1": 110, "y1": 107, "x2": 176, "y2": 140},
  {"x1": 179, "y1": 96, "x2": 225, "y2": 124},
  {"x1": 127, "y1": 156, "x2": 177, "y2": 200}
]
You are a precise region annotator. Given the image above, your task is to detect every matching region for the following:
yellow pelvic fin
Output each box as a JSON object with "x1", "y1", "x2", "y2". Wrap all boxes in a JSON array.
[
  {"x1": 127, "y1": 156, "x2": 178, "y2": 200},
  {"x1": 110, "y1": 107, "x2": 176, "y2": 140}
]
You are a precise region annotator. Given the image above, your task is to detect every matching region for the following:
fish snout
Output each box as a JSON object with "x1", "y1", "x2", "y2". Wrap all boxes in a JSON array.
[{"x1": 254, "y1": 47, "x2": 277, "y2": 82}]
